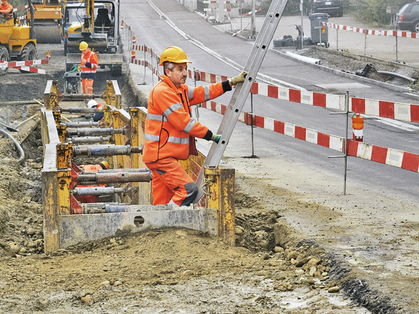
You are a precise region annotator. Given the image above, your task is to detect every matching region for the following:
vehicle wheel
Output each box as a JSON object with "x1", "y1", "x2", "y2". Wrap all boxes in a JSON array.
[
  {"x1": 0, "y1": 46, "x2": 9, "y2": 76},
  {"x1": 413, "y1": 21, "x2": 419, "y2": 33},
  {"x1": 19, "y1": 43, "x2": 37, "y2": 61},
  {"x1": 325, "y1": 42, "x2": 330, "y2": 48}
]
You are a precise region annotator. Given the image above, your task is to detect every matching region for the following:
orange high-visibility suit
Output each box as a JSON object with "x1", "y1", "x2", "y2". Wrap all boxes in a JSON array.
[
  {"x1": 0, "y1": 1, "x2": 13, "y2": 17},
  {"x1": 80, "y1": 48, "x2": 98, "y2": 95},
  {"x1": 143, "y1": 74, "x2": 232, "y2": 206},
  {"x1": 73, "y1": 162, "x2": 108, "y2": 203}
]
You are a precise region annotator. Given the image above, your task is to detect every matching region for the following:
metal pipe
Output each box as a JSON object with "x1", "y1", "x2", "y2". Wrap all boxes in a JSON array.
[
  {"x1": 67, "y1": 127, "x2": 125, "y2": 137},
  {"x1": 97, "y1": 168, "x2": 149, "y2": 173},
  {"x1": 72, "y1": 144, "x2": 143, "y2": 156},
  {"x1": 69, "y1": 136, "x2": 112, "y2": 144},
  {"x1": 82, "y1": 203, "x2": 132, "y2": 214},
  {"x1": 0, "y1": 100, "x2": 39, "y2": 106},
  {"x1": 65, "y1": 121, "x2": 100, "y2": 128},
  {"x1": 72, "y1": 186, "x2": 127, "y2": 196},
  {"x1": 61, "y1": 94, "x2": 103, "y2": 100},
  {"x1": 0, "y1": 129, "x2": 25, "y2": 164},
  {"x1": 60, "y1": 108, "x2": 103, "y2": 114},
  {"x1": 344, "y1": 91, "x2": 349, "y2": 195},
  {"x1": 78, "y1": 171, "x2": 152, "y2": 184}
]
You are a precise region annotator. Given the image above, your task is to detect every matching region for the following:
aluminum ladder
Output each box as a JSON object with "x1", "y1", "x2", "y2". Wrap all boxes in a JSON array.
[{"x1": 194, "y1": 0, "x2": 289, "y2": 203}]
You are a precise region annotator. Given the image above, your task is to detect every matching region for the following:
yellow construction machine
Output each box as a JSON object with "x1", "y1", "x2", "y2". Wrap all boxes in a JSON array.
[
  {"x1": 0, "y1": 0, "x2": 37, "y2": 75},
  {"x1": 27, "y1": 0, "x2": 62, "y2": 43},
  {"x1": 64, "y1": 0, "x2": 122, "y2": 75}
]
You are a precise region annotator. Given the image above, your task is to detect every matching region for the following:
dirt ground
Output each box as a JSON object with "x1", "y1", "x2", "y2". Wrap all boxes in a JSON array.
[{"x1": 0, "y1": 32, "x2": 416, "y2": 313}]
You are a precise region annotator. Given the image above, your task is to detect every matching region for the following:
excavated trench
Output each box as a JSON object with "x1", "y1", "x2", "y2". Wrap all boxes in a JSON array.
[{"x1": 0, "y1": 43, "x2": 406, "y2": 313}]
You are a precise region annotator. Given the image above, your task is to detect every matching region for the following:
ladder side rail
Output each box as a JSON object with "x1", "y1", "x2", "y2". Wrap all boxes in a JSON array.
[
  {"x1": 194, "y1": 0, "x2": 288, "y2": 202},
  {"x1": 215, "y1": 0, "x2": 285, "y2": 131}
]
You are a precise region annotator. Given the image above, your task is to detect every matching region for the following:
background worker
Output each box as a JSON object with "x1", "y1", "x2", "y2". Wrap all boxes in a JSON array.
[
  {"x1": 72, "y1": 161, "x2": 110, "y2": 203},
  {"x1": 142, "y1": 46, "x2": 247, "y2": 207},
  {"x1": 79, "y1": 41, "x2": 98, "y2": 95},
  {"x1": 81, "y1": 160, "x2": 109, "y2": 172},
  {"x1": 87, "y1": 99, "x2": 104, "y2": 122},
  {"x1": 0, "y1": 0, "x2": 13, "y2": 17}
]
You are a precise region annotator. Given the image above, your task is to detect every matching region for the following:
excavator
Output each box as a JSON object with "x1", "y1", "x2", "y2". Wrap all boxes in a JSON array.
[
  {"x1": 64, "y1": 0, "x2": 122, "y2": 75},
  {"x1": 0, "y1": 0, "x2": 37, "y2": 75},
  {"x1": 27, "y1": 0, "x2": 62, "y2": 43}
]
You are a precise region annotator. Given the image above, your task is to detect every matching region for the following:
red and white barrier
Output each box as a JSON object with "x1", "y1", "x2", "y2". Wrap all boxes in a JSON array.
[
  {"x1": 130, "y1": 57, "x2": 161, "y2": 77},
  {"x1": 348, "y1": 141, "x2": 419, "y2": 172},
  {"x1": 201, "y1": 100, "x2": 419, "y2": 173},
  {"x1": 132, "y1": 45, "x2": 159, "y2": 61},
  {"x1": 321, "y1": 21, "x2": 419, "y2": 39},
  {"x1": 0, "y1": 58, "x2": 49, "y2": 74},
  {"x1": 191, "y1": 70, "x2": 419, "y2": 123}
]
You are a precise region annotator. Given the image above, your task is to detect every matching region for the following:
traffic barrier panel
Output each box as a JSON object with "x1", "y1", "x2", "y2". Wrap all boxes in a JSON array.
[
  {"x1": 201, "y1": 99, "x2": 419, "y2": 173},
  {"x1": 191, "y1": 69, "x2": 419, "y2": 123},
  {"x1": 321, "y1": 21, "x2": 419, "y2": 39}
]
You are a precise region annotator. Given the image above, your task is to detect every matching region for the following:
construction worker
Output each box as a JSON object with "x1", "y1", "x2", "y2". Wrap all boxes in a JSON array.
[
  {"x1": 79, "y1": 41, "x2": 99, "y2": 95},
  {"x1": 143, "y1": 46, "x2": 247, "y2": 206},
  {"x1": 73, "y1": 161, "x2": 109, "y2": 203},
  {"x1": 0, "y1": 0, "x2": 13, "y2": 17},
  {"x1": 81, "y1": 160, "x2": 109, "y2": 172},
  {"x1": 87, "y1": 99, "x2": 104, "y2": 122}
]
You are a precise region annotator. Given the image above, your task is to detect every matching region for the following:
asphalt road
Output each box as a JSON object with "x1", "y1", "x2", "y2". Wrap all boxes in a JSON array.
[{"x1": 122, "y1": 0, "x2": 419, "y2": 202}]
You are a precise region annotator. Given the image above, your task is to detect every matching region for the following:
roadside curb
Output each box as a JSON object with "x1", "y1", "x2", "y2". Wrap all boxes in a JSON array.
[{"x1": 271, "y1": 48, "x2": 412, "y2": 93}]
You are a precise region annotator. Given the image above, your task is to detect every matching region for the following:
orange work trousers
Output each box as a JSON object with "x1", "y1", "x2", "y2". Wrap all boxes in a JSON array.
[
  {"x1": 82, "y1": 78, "x2": 94, "y2": 94},
  {"x1": 146, "y1": 157, "x2": 198, "y2": 206}
]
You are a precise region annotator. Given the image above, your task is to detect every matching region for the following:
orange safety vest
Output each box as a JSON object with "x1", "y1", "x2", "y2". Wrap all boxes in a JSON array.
[
  {"x1": 0, "y1": 3, "x2": 13, "y2": 17},
  {"x1": 80, "y1": 48, "x2": 98, "y2": 79},
  {"x1": 142, "y1": 74, "x2": 226, "y2": 163}
]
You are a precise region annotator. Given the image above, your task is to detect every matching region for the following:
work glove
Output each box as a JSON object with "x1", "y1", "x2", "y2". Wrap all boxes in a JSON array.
[
  {"x1": 211, "y1": 133, "x2": 221, "y2": 144},
  {"x1": 230, "y1": 71, "x2": 247, "y2": 86}
]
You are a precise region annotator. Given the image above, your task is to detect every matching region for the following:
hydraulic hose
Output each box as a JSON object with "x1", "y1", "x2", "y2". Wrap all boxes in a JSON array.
[{"x1": 0, "y1": 129, "x2": 25, "y2": 164}]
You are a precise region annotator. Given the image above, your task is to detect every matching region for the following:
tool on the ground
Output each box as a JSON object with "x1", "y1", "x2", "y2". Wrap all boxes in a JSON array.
[
  {"x1": 193, "y1": 0, "x2": 289, "y2": 203},
  {"x1": 15, "y1": 114, "x2": 38, "y2": 129},
  {"x1": 0, "y1": 120, "x2": 18, "y2": 132}
]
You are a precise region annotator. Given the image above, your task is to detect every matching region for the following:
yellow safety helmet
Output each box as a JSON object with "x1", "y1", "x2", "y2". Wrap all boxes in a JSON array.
[
  {"x1": 159, "y1": 46, "x2": 191, "y2": 66},
  {"x1": 79, "y1": 41, "x2": 88, "y2": 51},
  {"x1": 99, "y1": 161, "x2": 109, "y2": 169}
]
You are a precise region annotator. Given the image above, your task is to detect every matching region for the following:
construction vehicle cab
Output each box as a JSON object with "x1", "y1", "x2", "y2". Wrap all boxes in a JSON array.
[
  {"x1": 64, "y1": 0, "x2": 122, "y2": 75},
  {"x1": 27, "y1": 0, "x2": 62, "y2": 43},
  {"x1": 0, "y1": 0, "x2": 37, "y2": 74}
]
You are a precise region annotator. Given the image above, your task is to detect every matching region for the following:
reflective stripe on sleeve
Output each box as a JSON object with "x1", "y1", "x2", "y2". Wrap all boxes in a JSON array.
[
  {"x1": 183, "y1": 118, "x2": 196, "y2": 134},
  {"x1": 147, "y1": 113, "x2": 167, "y2": 122},
  {"x1": 204, "y1": 85, "x2": 210, "y2": 101},
  {"x1": 188, "y1": 87, "x2": 195, "y2": 100},
  {"x1": 163, "y1": 103, "x2": 182, "y2": 118},
  {"x1": 144, "y1": 133, "x2": 189, "y2": 145}
]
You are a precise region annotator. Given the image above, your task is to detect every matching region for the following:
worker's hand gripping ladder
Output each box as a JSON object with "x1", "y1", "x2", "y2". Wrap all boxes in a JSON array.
[{"x1": 194, "y1": 0, "x2": 289, "y2": 203}]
